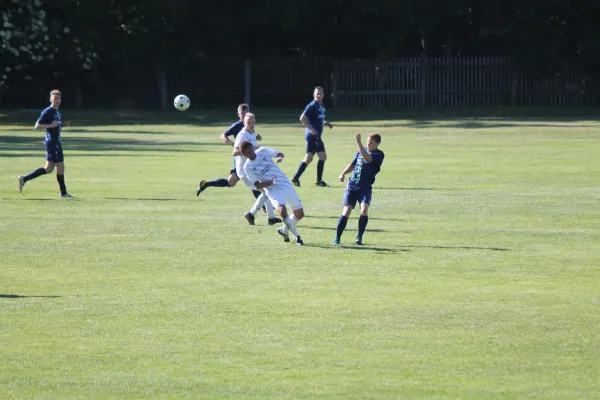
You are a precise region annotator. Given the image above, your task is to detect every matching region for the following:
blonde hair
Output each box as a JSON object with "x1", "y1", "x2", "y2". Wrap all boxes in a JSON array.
[{"x1": 50, "y1": 89, "x2": 62, "y2": 96}]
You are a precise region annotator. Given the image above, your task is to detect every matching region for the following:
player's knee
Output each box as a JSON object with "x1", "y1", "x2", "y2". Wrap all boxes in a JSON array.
[
  {"x1": 45, "y1": 165, "x2": 55, "y2": 173},
  {"x1": 294, "y1": 209, "x2": 304, "y2": 219},
  {"x1": 278, "y1": 206, "x2": 288, "y2": 219}
]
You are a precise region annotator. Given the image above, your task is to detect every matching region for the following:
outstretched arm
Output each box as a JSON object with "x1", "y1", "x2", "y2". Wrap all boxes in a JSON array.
[
  {"x1": 355, "y1": 133, "x2": 372, "y2": 162},
  {"x1": 338, "y1": 163, "x2": 355, "y2": 182}
]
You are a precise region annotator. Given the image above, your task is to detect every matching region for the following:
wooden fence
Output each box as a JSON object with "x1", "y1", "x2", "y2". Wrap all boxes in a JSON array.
[{"x1": 332, "y1": 57, "x2": 599, "y2": 108}]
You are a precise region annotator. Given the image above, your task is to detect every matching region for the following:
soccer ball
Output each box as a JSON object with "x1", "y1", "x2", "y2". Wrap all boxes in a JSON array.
[{"x1": 174, "y1": 94, "x2": 190, "y2": 111}]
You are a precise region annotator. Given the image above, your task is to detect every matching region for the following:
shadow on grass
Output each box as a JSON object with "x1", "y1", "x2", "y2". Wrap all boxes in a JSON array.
[
  {"x1": 303, "y1": 215, "x2": 405, "y2": 222},
  {"x1": 0, "y1": 135, "x2": 219, "y2": 154},
  {"x1": 304, "y1": 226, "x2": 390, "y2": 233},
  {"x1": 1, "y1": 294, "x2": 61, "y2": 299},
  {"x1": 105, "y1": 197, "x2": 195, "y2": 202},
  {"x1": 3, "y1": 107, "x2": 600, "y2": 128},
  {"x1": 394, "y1": 244, "x2": 509, "y2": 251},
  {"x1": 304, "y1": 243, "x2": 407, "y2": 253}
]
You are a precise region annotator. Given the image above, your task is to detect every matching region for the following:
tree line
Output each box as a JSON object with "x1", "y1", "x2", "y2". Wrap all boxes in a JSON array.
[{"x1": 2, "y1": 0, "x2": 599, "y2": 101}]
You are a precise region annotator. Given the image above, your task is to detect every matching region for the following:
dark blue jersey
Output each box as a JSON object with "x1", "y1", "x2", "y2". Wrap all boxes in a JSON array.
[
  {"x1": 348, "y1": 149, "x2": 385, "y2": 191},
  {"x1": 223, "y1": 120, "x2": 244, "y2": 140},
  {"x1": 37, "y1": 106, "x2": 62, "y2": 145},
  {"x1": 302, "y1": 100, "x2": 326, "y2": 138}
]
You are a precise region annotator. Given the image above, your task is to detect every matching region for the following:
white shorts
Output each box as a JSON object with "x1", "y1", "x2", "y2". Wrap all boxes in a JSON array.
[{"x1": 266, "y1": 187, "x2": 303, "y2": 211}]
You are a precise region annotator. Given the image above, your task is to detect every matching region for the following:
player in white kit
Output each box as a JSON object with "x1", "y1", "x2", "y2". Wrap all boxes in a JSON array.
[
  {"x1": 232, "y1": 113, "x2": 280, "y2": 225},
  {"x1": 240, "y1": 141, "x2": 305, "y2": 246}
]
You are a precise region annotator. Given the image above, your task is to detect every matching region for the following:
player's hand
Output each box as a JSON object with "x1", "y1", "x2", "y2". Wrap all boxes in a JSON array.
[
  {"x1": 256, "y1": 134, "x2": 262, "y2": 141},
  {"x1": 339, "y1": 174, "x2": 345, "y2": 182},
  {"x1": 49, "y1": 120, "x2": 59, "y2": 128},
  {"x1": 275, "y1": 157, "x2": 283, "y2": 164},
  {"x1": 310, "y1": 128, "x2": 318, "y2": 136},
  {"x1": 64, "y1": 120, "x2": 72, "y2": 128},
  {"x1": 271, "y1": 177, "x2": 277, "y2": 185},
  {"x1": 326, "y1": 122, "x2": 334, "y2": 130},
  {"x1": 354, "y1": 132, "x2": 362, "y2": 142}
]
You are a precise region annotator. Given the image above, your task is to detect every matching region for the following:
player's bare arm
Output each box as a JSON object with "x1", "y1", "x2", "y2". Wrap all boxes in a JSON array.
[
  {"x1": 338, "y1": 163, "x2": 354, "y2": 182},
  {"x1": 252, "y1": 177, "x2": 276, "y2": 189},
  {"x1": 355, "y1": 133, "x2": 373, "y2": 162},
  {"x1": 35, "y1": 120, "x2": 59, "y2": 130},
  {"x1": 325, "y1": 121, "x2": 334, "y2": 129},
  {"x1": 300, "y1": 114, "x2": 317, "y2": 136},
  {"x1": 220, "y1": 132, "x2": 234, "y2": 146}
]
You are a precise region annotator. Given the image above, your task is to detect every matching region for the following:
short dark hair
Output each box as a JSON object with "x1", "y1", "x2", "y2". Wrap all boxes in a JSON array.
[
  {"x1": 238, "y1": 103, "x2": 249, "y2": 112},
  {"x1": 50, "y1": 89, "x2": 61, "y2": 96},
  {"x1": 314, "y1": 86, "x2": 324, "y2": 92},
  {"x1": 369, "y1": 133, "x2": 381, "y2": 144},
  {"x1": 240, "y1": 141, "x2": 253, "y2": 153}
]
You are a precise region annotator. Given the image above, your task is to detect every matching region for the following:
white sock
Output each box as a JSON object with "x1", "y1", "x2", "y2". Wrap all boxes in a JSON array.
[
  {"x1": 265, "y1": 199, "x2": 275, "y2": 219},
  {"x1": 250, "y1": 194, "x2": 269, "y2": 216},
  {"x1": 280, "y1": 216, "x2": 297, "y2": 235},
  {"x1": 284, "y1": 216, "x2": 299, "y2": 238}
]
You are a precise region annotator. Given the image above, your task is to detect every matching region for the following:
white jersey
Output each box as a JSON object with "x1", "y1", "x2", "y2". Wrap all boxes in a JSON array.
[
  {"x1": 243, "y1": 147, "x2": 294, "y2": 192},
  {"x1": 233, "y1": 129, "x2": 258, "y2": 178}
]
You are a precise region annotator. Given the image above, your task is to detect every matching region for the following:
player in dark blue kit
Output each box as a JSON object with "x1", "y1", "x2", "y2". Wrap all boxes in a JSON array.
[
  {"x1": 291, "y1": 87, "x2": 334, "y2": 187},
  {"x1": 196, "y1": 104, "x2": 261, "y2": 195},
  {"x1": 17, "y1": 89, "x2": 74, "y2": 198},
  {"x1": 332, "y1": 133, "x2": 384, "y2": 245}
]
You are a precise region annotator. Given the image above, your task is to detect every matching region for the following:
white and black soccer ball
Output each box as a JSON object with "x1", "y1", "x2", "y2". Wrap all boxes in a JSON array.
[{"x1": 174, "y1": 94, "x2": 190, "y2": 111}]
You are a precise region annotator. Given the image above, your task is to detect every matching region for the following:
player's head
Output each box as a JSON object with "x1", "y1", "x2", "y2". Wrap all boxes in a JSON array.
[
  {"x1": 313, "y1": 86, "x2": 324, "y2": 103},
  {"x1": 237, "y1": 103, "x2": 249, "y2": 121},
  {"x1": 50, "y1": 89, "x2": 62, "y2": 108},
  {"x1": 243, "y1": 112, "x2": 256, "y2": 131},
  {"x1": 367, "y1": 133, "x2": 381, "y2": 151},
  {"x1": 240, "y1": 141, "x2": 256, "y2": 160}
]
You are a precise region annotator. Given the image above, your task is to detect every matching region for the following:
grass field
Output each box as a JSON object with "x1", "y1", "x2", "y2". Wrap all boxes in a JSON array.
[{"x1": 1, "y1": 108, "x2": 599, "y2": 399}]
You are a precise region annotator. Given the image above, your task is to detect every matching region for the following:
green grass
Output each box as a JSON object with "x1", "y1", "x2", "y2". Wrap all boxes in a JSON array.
[{"x1": 1, "y1": 109, "x2": 599, "y2": 399}]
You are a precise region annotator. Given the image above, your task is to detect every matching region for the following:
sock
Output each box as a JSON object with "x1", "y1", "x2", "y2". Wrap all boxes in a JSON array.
[
  {"x1": 280, "y1": 216, "x2": 297, "y2": 235},
  {"x1": 293, "y1": 162, "x2": 308, "y2": 181},
  {"x1": 265, "y1": 199, "x2": 275, "y2": 219},
  {"x1": 250, "y1": 193, "x2": 269, "y2": 216},
  {"x1": 57, "y1": 174, "x2": 67, "y2": 196},
  {"x1": 206, "y1": 178, "x2": 229, "y2": 187},
  {"x1": 316, "y1": 160, "x2": 325, "y2": 182},
  {"x1": 335, "y1": 215, "x2": 348, "y2": 240},
  {"x1": 252, "y1": 190, "x2": 261, "y2": 199},
  {"x1": 23, "y1": 167, "x2": 46, "y2": 182},
  {"x1": 284, "y1": 216, "x2": 300, "y2": 238},
  {"x1": 358, "y1": 215, "x2": 369, "y2": 238}
]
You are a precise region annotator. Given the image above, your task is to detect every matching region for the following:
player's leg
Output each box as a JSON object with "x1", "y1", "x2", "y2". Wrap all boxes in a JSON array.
[
  {"x1": 197, "y1": 169, "x2": 239, "y2": 196},
  {"x1": 55, "y1": 161, "x2": 72, "y2": 198},
  {"x1": 332, "y1": 190, "x2": 357, "y2": 244},
  {"x1": 355, "y1": 192, "x2": 372, "y2": 245},
  {"x1": 17, "y1": 149, "x2": 56, "y2": 193},
  {"x1": 315, "y1": 139, "x2": 328, "y2": 187},
  {"x1": 247, "y1": 191, "x2": 282, "y2": 225},
  {"x1": 276, "y1": 189, "x2": 304, "y2": 245},
  {"x1": 292, "y1": 137, "x2": 317, "y2": 186}
]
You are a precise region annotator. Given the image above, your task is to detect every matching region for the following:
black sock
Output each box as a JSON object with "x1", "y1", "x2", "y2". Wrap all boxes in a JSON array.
[
  {"x1": 293, "y1": 162, "x2": 308, "y2": 181},
  {"x1": 252, "y1": 190, "x2": 261, "y2": 199},
  {"x1": 57, "y1": 174, "x2": 67, "y2": 196},
  {"x1": 317, "y1": 160, "x2": 325, "y2": 182},
  {"x1": 207, "y1": 178, "x2": 229, "y2": 187},
  {"x1": 336, "y1": 215, "x2": 348, "y2": 240},
  {"x1": 23, "y1": 167, "x2": 46, "y2": 182},
  {"x1": 358, "y1": 215, "x2": 369, "y2": 238}
]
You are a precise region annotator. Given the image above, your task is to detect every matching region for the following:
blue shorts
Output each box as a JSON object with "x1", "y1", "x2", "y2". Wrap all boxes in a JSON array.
[
  {"x1": 343, "y1": 187, "x2": 372, "y2": 208},
  {"x1": 45, "y1": 143, "x2": 64, "y2": 163},
  {"x1": 305, "y1": 134, "x2": 325, "y2": 154}
]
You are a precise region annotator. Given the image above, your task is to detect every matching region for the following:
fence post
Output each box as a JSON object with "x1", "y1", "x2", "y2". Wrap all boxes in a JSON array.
[
  {"x1": 421, "y1": 56, "x2": 427, "y2": 108},
  {"x1": 244, "y1": 58, "x2": 251, "y2": 105},
  {"x1": 156, "y1": 65, "x2": 168, "y2": 109}
]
